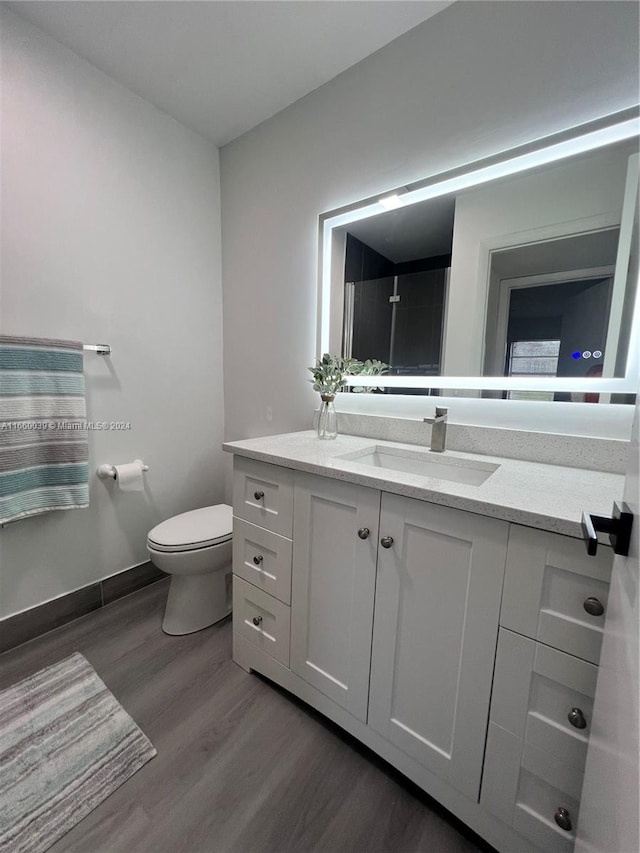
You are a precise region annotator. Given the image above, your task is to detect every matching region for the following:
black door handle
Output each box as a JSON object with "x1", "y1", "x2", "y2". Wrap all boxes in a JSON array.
[{"x1": 581, "y1": 501, "x2": 633, "y2": 557}]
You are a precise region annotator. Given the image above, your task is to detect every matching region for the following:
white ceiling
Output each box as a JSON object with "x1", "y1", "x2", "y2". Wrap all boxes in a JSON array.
[
  {"x1": 347, "y1": 195, "x2": 456, "y2": 263},
  {"x1": 5, "y1": 1, "x2": 452, "y2": 147}
]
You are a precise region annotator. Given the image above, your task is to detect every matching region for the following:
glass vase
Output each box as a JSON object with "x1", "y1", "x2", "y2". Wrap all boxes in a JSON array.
[{"x1": 317, "y1": 395, "x2": 338, "y2": 440}]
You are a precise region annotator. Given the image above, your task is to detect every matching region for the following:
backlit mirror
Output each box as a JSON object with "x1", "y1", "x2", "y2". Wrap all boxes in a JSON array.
[{"x1": 319, "y1": 112, "x2": 640, "y2": 401}]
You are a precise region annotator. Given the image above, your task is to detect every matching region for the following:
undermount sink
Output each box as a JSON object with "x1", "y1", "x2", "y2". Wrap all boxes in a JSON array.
[{"x1": 336, "y1": 445, "x2": 499, "y2": 486}]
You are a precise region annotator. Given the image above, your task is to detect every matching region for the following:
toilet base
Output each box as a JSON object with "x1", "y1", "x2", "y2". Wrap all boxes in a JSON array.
[{"x1": 162, "y1": 569, "x2": 231, "y2": 635}]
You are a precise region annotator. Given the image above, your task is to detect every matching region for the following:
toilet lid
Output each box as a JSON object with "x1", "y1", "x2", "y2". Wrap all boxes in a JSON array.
[{"x1": 147, "y1": 504, "x2": 233, "y2": 552}]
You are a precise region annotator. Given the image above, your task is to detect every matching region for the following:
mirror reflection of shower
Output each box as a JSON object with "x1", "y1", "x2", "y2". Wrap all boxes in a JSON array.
[
  {"x1": 343, "y1": 268, "x2": 449, "y2": 373},
  {"x1": 341, "y1": 193, "x2": 455, "y2": 394}
]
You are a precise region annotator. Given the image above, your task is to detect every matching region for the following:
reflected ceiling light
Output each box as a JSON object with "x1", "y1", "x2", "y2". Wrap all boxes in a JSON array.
[{"x1": 378, "y1": 193, "x2": 404, "y2": 211}]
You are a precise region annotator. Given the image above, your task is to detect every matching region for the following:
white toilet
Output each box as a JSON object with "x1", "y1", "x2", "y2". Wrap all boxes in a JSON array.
[{"x1": 147, "y1": 504, "x2": 233, "y2": 635}]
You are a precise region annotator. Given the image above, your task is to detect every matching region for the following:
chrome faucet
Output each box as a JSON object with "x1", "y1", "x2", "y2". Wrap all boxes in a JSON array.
[{"x1": 423, "y1": 406, "x2": 448, "y2": 453}]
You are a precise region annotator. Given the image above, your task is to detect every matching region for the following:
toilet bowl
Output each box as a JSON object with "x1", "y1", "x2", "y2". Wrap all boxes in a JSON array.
[{"x1": 147, "y1": 504, "x2": 233, "y2": 635}]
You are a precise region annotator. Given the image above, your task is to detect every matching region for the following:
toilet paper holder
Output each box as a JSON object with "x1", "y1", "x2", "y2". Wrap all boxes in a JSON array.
[{"x1": 97, "y1": 460, "x2": 149, "y2": 480}]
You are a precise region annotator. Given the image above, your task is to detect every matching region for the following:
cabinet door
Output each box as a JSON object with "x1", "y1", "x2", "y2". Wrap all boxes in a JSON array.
[
  {"x1": 291, "y1": 473, "x2": 380, "y2": 722},
  {"x1": 490, "y1": 628, "x2": 597, "y2": 770},
  {"x1": 482, "y1": 722, "x2": 580, "y2": 853},
  {"x1": 369, "y1": 493, "x2": 508, "y2": 799},
  {"x1": 500, "y1": 525, "x2": 613, "y2": 664}
]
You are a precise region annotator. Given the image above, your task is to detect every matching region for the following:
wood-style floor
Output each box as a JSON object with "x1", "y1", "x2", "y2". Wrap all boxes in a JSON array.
[{"x1": 0, "y1": 580, "x2": 493, "y2": 853}]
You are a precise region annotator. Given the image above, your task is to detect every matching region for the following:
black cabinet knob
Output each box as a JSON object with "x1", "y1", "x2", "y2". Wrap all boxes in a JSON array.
[
  {"x1": 583, "y1": 597, "x2": 605, "y2": 617},
  {"x1": 554, "y1": 807, "x2": 572, "y2": 832},
  {"x1": 567, "y1": 707, "x2": 587, "y2": 729}
]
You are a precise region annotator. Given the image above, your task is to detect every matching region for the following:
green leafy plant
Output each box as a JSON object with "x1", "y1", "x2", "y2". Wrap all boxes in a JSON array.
[
  {"x1": 308, "y1": 353, "x2": 362, "y2": 397},
  {"x1": 308, "y1": 354, "x2": 390, "y2": 396},
  {"x1": 351, "y1": 358, "x2": 390, "y2": 393}
]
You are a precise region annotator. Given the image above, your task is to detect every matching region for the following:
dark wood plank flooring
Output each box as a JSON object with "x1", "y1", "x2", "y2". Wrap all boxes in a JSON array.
[{"x1": 0, "y1": 580, "x2": 493, "y2": 853}]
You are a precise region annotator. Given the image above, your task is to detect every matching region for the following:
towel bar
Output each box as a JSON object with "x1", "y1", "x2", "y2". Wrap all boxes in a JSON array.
[{"x1": 83, "y1": 344, "x2": 111, "y2": 355}]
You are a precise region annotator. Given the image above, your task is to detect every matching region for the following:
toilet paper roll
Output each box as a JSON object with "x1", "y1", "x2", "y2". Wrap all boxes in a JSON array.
[{"x1": 114, "y1": 460, "x2": 145, "y2": 492}]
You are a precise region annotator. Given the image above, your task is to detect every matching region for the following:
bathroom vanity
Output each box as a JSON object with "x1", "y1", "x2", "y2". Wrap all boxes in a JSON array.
[{"x1": 224, "y1": 431, "x2": 620, "y2": 853}]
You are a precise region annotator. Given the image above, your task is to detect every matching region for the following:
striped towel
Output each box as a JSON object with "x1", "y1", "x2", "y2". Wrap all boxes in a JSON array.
[{"x1": 0, "y1": 336, "x2": 89, "y2": 525}]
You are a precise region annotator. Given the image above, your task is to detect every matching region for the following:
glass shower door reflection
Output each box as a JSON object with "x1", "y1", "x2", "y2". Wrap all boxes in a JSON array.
[{"x1": 345, "y1": 269, "x2": 448, "y2": 375}]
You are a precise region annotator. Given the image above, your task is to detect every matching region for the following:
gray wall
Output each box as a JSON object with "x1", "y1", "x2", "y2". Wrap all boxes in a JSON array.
[
  {"x1": 0, "y1": 10, "x2": 225, "y2": 617},
  {"x1": 220, "y1": 1, "x2": 639, "y2": 442}
]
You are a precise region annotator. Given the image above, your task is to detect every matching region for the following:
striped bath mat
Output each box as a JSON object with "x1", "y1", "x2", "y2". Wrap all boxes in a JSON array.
[
  {"x1": 0, "y1": 335, "x2": 89, "y2": 525},
  {"x1": 0, "y1": 653, "x2": 156, "y2": 853}
]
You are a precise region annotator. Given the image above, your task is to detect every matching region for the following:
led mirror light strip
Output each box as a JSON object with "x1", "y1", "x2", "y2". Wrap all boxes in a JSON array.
[
  {"x1": 319, "y1": 114, "x2": 640, "y2": 393},
  {"x1": 342, "y1": 376, "x2": 633, "y2": 392}
]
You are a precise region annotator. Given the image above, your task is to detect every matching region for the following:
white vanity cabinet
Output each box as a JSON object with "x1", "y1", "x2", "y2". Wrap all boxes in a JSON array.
[
  {"x1": 230, "y1": 453, "x2": 614, "y2": 853},
  {"x1": 234, "y1": 461, "x2": 510, "y2": 790},
  {"x1": 368, "y1": 493, "x2": 509, "y2": 800}
]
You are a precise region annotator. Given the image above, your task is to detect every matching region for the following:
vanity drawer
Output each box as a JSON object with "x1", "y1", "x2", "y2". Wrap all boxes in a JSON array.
[
  {"x1": 233, "y1": 576, "x2": 291, "y2": 667},
  {"x1": 232, "y1": 457, "x2": 294, "y2": 537},
  {"x1": 501, "y1": 525, "x2": 613, "y2": 663},
  {"x1": 233, "y1": 517, "x2": 292, "y2": 604},
  {"x1": 482, "y1": 722, "x2": 582, "y2": 853},
  {"x1": 490, "y1": 628, "x2": 597, "y2": 770}
]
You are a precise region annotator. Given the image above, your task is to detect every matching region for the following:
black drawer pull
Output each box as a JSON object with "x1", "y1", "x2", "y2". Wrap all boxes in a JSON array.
[
  {"x1": 567, "y1": 707, "x2": 587, "y2": 729},
  {"x1": 583, "y1": 597, "x2": 605, "y2": 617},
  {"x1": 554, "y1": 807, "x2": 572, "y2": 832}
]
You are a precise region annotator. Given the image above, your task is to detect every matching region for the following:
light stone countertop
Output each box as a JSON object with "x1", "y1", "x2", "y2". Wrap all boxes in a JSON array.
[{"x1": 223, "y1": 430, "x2": 624, "y2": 539}]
